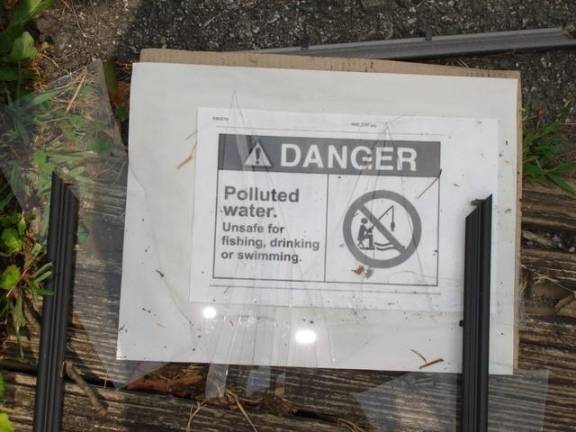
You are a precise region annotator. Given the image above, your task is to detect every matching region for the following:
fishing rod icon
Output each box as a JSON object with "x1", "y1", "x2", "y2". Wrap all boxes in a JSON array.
[{"x1": 357, "y1": 205, "x2": 401, "y2": 251}]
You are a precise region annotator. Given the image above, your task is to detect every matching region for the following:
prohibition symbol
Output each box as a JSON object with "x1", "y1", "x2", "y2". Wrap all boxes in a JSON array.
[{"x1": 343, "y1": 190, "x2": 422, "y2": 268}]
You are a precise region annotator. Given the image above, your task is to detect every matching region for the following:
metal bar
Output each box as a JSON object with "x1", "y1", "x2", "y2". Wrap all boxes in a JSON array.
[
  {"x1": 258, "y1": 27, "x2": 576, "y2": 59},
  {"x1": 33, "y1": 173, "x2": 78, "y2": 432},
  {"x1": 462, "y1": 196, "x2": 492, "y2": 432}
]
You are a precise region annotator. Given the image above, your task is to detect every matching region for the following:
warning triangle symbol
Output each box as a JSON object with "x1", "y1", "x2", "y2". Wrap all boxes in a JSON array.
[{"x1": 244, "y1": 142, "x2": 272, "y2": 168}]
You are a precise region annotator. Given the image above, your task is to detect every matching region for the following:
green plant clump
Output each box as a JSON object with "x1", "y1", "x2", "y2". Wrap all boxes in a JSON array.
[
  {"x1": 1, "y1": 0, "x2": 54, "y2": 336},
  {"x1": 1, "y1": 1, "x2": 55, "y2": 428},
  {"x1": 523, "y1": 107, "x2": 576, "y2": 194},
  {"x1": 0, "y1": 205, "x2": 52, "y2": 339},
  {"x1": 1, "y1": 0, "x2": 54, "y2": 102}
]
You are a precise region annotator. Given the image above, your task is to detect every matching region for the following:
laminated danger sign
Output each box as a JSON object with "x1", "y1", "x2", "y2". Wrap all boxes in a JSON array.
[
  {"x1": 190, "y1": 108, "x2": 497, "y2": 310},
  {"x1": 120, "y1": 62, "x2": 518, "y2": 372}
]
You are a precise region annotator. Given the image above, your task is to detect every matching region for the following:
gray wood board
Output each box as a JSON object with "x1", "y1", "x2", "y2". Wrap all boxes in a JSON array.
[{"x1": 2, "y1": 183, "x2": 576, "y2": 430}]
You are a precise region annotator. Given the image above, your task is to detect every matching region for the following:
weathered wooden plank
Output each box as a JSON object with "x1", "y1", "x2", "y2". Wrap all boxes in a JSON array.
[
  {"x1": 522, "y1": 248, "x2": 576, "y2": 289},
  {"x1": 2, "y1": 174, "x2": 576, "y2": 430},
  {"x1": 0, "y1": 372, "x2": 351, "y2": 432},
  {"x1": 2, "y1": 366, "x2": 566, "y2": 432},
  {"x1": 522, "y1": 183, "x2": 576, "y2": 233},
  {"x1": 519, "y1": 317, "x2": 576, "y2": 382},
  {"x1": 239, "y1": 368, "x2": 561, "y2": 431},
  {"x1": 2, "y1": 252, "x2": 576, "y2": 430}
]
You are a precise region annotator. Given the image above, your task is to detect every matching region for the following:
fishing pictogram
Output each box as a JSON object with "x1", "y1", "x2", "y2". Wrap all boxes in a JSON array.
[{"x1": 343, "y1": 190, "x2": 421, "y2": 268}]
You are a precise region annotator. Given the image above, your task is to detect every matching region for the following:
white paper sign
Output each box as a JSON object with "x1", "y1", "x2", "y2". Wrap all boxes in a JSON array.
[
  {"x1": 118, "y1": 62, "x2": 518, "y2": 374},
  {"x1": 190, "y1": 108, "x2": 498, "y2": 311}
]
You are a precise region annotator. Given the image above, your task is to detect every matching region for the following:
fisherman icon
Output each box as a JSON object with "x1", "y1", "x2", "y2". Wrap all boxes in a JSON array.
[
  {"x1": 357, "y1": 218, "x2": 374, "y2": 250},
  {"x1": 344, "y1": 190, "x2": 421, "y2": 268}
]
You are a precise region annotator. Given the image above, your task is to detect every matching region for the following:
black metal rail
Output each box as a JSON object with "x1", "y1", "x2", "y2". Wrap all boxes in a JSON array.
[
  {"x1": 462, "y1": 196, "x2": 492, "y2": 432},
  {"x1": 33, "y1": 173, "x2": 78, "y2": 432},
  {"x1": 260, "y1": 27, "x2": 576, "y2": 59}
]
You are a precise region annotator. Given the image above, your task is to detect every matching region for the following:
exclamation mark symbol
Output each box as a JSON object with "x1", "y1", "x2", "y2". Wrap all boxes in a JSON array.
[
  {"x1": 255, "y1": 147, "x2": 261, "y2": 165},
  {"x1": 244, "y1": 142, "x2": 271, "y2": 167}
]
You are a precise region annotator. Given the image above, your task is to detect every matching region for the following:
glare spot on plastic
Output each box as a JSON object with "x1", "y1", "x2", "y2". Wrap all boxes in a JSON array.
[
  {"x1": 294, "y1": 328, "x2": 317, "y2": 344},
  {"x1": 202, "y1": 306, "x2": 217, "y2": 320}
]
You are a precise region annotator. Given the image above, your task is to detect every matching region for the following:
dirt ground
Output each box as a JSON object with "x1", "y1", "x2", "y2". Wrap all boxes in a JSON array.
[{"x1": 34, "y1": 0, "x2": 576, "y2": 129}]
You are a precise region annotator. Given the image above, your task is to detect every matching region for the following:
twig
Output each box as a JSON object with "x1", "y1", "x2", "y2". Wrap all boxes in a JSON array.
[
  {"x1": 416, "y1": 170, "x2": 442, "y2": 199},
  {"x1": 410, "y1": 349, "x2": 427, "y2": 363},
  {"x1": 186, "y1": 401, "x2": 206, "y2": 432},
  {"x1": 177, "y1": 154, "x2": 194, "y2": 169},
  {"x1": 23, "y1": 297, "x2": 41, "y2": 333},
  {"x1": 177, "y1": 143, "x2": 198, "y2": 169},
  {"x1": 226, "y1": 390, "x2": 258, "y2": 432},
  {"x1": 337, "y1": 418, "x2": 368, "y2": 432},
  {"x1": 66, "y1": 70, "x2": 87, "y2": 113},
  {"x1": 64, "y1": 361, "x2": 107, "y2": 415},
  {"x1": 60, "y1": 0, "x2": 88, "y2": 38},
  {"x1": 555, "y1": 292, "x2": 576, "y2": 313},
  {"x1": 521, "y1": 264, "x2": 572, "y2": 293},
  {"x1": 419, "y1": 358, "x2": 444, "y2": 370},
  {"x1": 102, "y1": 368, "x2": 109, "y2": 388},
  {"x1": 410, "y1": 349, "x2": 444, "y2": 369},
  {"x1": 522, "y1": 230, "x2": 555, "y2": 249},
  {"x1": 37, "y1": 52, "x2": 62, "y2": 71}
]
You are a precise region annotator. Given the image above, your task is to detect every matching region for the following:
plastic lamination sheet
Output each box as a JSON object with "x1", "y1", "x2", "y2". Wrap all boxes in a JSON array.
[
  {"x1": 0, "y1": 62, "x2": 157, "y2": 385},
  {"x1": 201, "y1": 364, "x2": 548, "y2": 431},
  {"x1": 0, "y1": 56, "x2": 552, "y2": 432},
  {"x1": 119, "y1": 61, "x2": 518, "y2": 374}
]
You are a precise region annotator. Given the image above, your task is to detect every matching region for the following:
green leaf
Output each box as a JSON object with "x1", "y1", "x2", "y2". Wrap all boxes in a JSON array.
[
  {"x1": 0, "y1": 194, "x2": 12, "y2": 212},
  {"x1": 10, "y1": 32, "x2": 37, "y2": 62},
  {"x1": 538, "y1": 121, "x2": 562, "y2": 136},
  {"x1": 1, "y1": 227, "x2": 23, "y2": 254},
  {"x1": 115, "y1": 105, "x2": 129, "y2": 123},
  {"x1": 11, "y1": 293, "x2": 25, "y2": 340},
  {"x1": 0, "y1": 213, "x2": 19, "y2": 227},
  {"x1": 523, "y1": 130, "x2": 534, "y2": 146},
  {"x1": 549, "y1": 161, "x2": 576, "y2": 175},
  {"x1": 29, "y1": 242, "x2": 42, "y2": 259},
  {"x1": 0, "y1": 265, "x2": 21, "y2": 291},
  {"x1": 0, "y1": 373, "x2": 5, "y2": 399},
  {"x1": 0, "y1": 26, "x2": 24, "y2": 55},
  {"x1": 77, "y1": 222, "x2": 89, "y2": 243},
  {"x1": 23, "y1": 88, "x2": 57, "y2": 107},
  {"x1": 547, "y1": 173, "x2": 576, "y2": 195},
  {"x1": 10, "y1": 0, "x2": 54, "y2": 29},
  {"x1": 68, "y1": 114, "x2": 85, "y2": 130},
  {"x1": 16, "y1": 214, "x2": 26, "y2": 237},
  {"x1": 0, "y1": 412, "x2": 15, "y2": 432},
  {"x1": 90, "y1": 137, "x2": 112, "y2": 154},
  {"x1": 0, "y1": 183, "x2": 13, "y2": 211},
  {"x1": 33, "y1": 150, "x2": 53, "y2": 176},
  {"x1": 33, "y1": 269, "x2": 51, "y2": 284},
  {"x1": 523, "y1": 163, "x2": 546, "y2": 180},
  {"x1": 66, "y1": 166, "x2": 85, "y2": 178},
  {"x1": 0, "y1": 65, "x2": 20, "y2": 82},
  {"x1": 35, "y1": 287, "x2": 53, "y2": 296}
]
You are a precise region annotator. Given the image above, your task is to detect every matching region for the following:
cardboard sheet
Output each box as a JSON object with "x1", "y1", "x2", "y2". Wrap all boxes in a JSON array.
[{"x1": 117, "y1": 52, "x2": 520, "y2": 374}]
